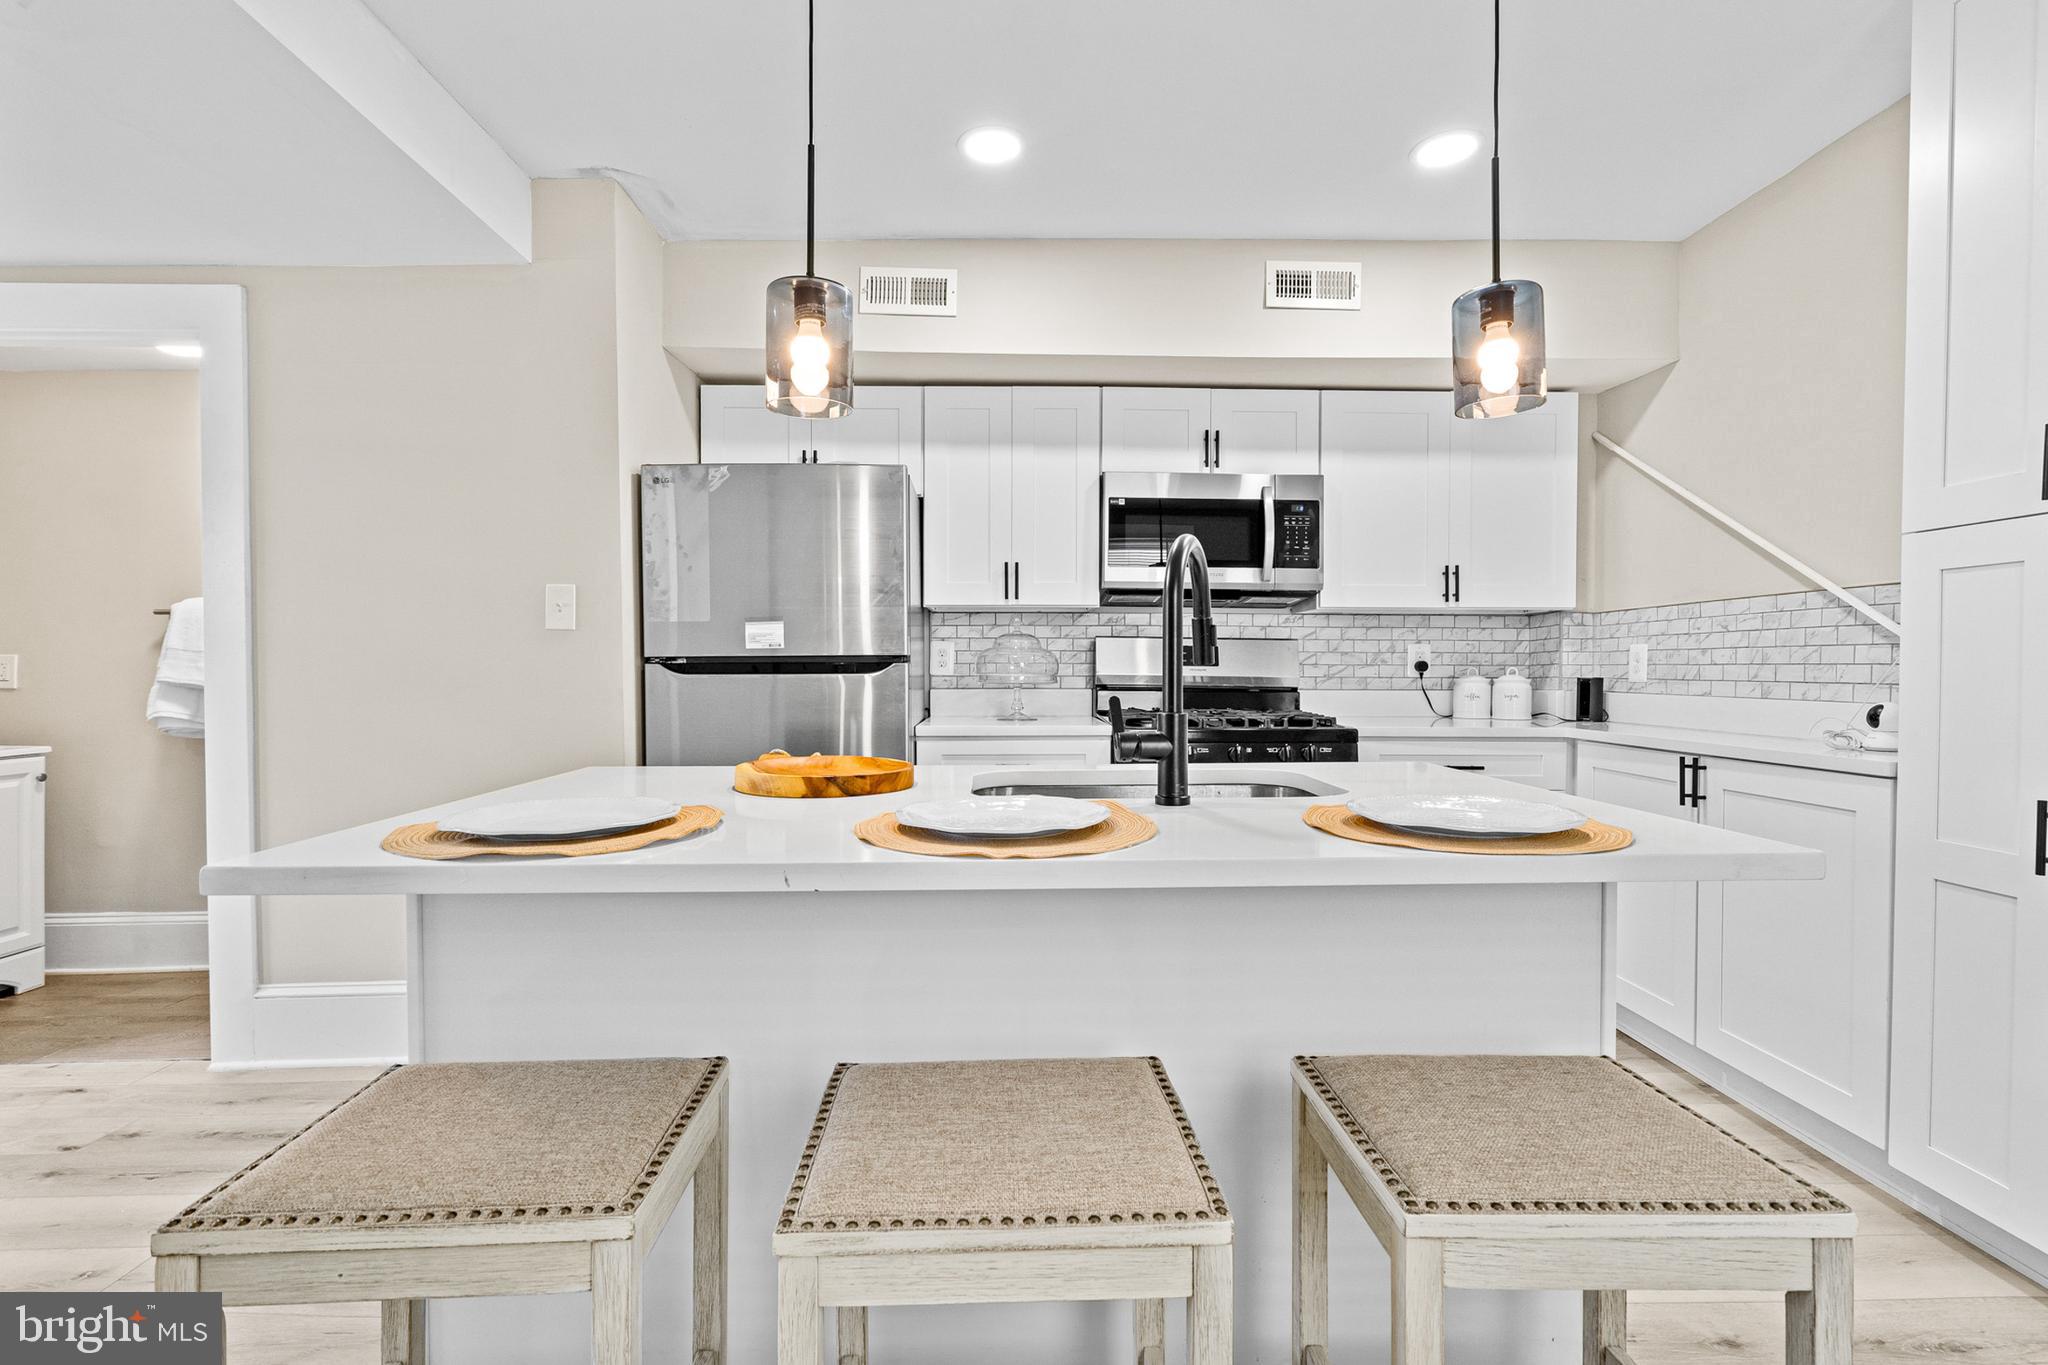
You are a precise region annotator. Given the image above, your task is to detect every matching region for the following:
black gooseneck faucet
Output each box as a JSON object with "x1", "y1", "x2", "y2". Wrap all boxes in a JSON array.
[{"x1": 1113, "y1": 534, "x2": 1219, "y2": 806}]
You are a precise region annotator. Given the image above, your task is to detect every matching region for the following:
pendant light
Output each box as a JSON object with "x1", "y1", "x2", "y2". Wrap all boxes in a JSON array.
[
  {"x1": 765, "y1": 0, "x2": 852, "y2": 419},
  {"x1": 1451, "y1": 0, "x2": 1546, "y2": 419}
]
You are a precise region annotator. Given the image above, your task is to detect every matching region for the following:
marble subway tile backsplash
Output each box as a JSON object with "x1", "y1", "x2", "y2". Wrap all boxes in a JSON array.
[{"x1": 932, "y1": 583, "x2": 1900, "y2": 705}]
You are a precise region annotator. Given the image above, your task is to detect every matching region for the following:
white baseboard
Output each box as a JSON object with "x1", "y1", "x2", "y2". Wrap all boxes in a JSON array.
[
  {"x1": 225, "y1": 979, "x2": 407, "y2": 1069},
  {"x1": 46, "y1": 910, "x2": 209, "y2": 973}
]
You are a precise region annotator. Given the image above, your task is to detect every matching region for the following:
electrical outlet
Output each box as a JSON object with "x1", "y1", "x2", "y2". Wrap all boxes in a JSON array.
[
  {"x1": 1408, "y1": 642, "x2": 1431, "y2": 673},
  {"x1": 931, "y1": 641, "x2": 957, "y2": 676},
  {"x1": 544, "y1": 584, "x2": 576, "y2": 631},
  {"x1": 1629, "y1": 642, "x2": 1649, "y2": 682},
  {"x1": 0, "y1": 655, "x2": 15, "y2": 689}
]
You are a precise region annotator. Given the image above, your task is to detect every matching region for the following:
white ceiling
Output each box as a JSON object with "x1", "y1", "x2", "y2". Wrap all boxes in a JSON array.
[
  {"x1": 0, "y1": 345, "x2": 199, "y2": 373},
  {"x1": 362, "y1": 0, "x2": 1910, "y2": 243},
  {"x1": 0, "y1": 0, "x2": 525, "y2": 265}
]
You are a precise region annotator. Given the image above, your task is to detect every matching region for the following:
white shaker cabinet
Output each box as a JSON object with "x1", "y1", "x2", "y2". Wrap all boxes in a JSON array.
[
  {"x1": 699, "y1": 384, "x2": 925, "y2": 491},
  {"x1": 1576, "y1": 744, "x2": 1701, "y2": 1042},
  {"x1": 1891, "y1": 515, "x2": 2048, "y2": 1247},
  {"x1": 1697, "y1": 758, "x2": 1896, "y2": 1144},
  {"x1": 1319, "y1": 392, "x2": 1453, "y2": 610},
  {"x1": 923, "y1": 388, "x2": 1100, "y2": 609},
  {"x1": 1101, "y1": 388, "x2": 1318, "y2": 475},
  {"x1": 916, "y1": 735, "x2": 1112, "y2": 767},
  {"x1": 1320, "y1": 390, "x2": 1577, "y2": 612},
  {"x1": 0, "y1": 753, "x2": 47, "y2": 995},
  {"x1": 1902, "y1": 0, "x2": 2048, "y2": 531}
]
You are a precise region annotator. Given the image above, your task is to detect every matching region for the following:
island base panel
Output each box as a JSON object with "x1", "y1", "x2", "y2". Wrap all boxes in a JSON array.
[{"x1": 412, "y1": 883, "x2": 1607, "y2": 1365}]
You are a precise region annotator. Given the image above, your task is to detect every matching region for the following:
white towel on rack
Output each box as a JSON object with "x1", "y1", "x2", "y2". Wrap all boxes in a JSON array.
[{"x1": 148, "y1": 597, "x2": 204, "y2": 739}]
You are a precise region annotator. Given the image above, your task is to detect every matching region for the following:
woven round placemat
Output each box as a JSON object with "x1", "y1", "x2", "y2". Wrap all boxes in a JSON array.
[
  {"x1": 380, "y1": 806, "x2": 723, "y2": 860},
  {"x1": 854, "y1": 801, "x2": 1157, "y2": 859},
  {"x1": 1303, "y1": 804, "x2": 1632, "y2": 855}
]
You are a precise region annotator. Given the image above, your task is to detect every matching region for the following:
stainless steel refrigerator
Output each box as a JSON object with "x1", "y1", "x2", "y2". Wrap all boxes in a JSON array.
[{"x1": 640, "y1": 462, "x2": 925, "y2": 764}]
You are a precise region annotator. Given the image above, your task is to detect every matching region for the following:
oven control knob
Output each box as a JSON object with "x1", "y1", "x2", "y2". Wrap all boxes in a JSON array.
[
  {"x1": 1275, "y1": 742, "x2": 1301, "y2": 762},
  {"x1": 1229, "y1": 743, "x2": 1257, "y2": 762}
]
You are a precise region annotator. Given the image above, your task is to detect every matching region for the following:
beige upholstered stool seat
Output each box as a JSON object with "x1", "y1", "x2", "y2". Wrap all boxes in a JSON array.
[
  {"x1": 1290, "y1": 1055, "x2": 1855, "y2": 1365},
  {"x1": 775, "y1": 1057, "x2": 1234, "y2": 1365},
  {"x1": 153, "y1": 1057, "x2": 731, "y2": 1365},
  {"x1": 1298, "y1": 1053, "x2": 1846, "y2": 1216}
]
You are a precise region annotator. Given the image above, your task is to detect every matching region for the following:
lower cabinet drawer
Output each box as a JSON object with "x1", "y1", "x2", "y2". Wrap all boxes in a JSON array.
[
  {"x1": 915, "y1": 737, "x2": 1111, "y2": 767},
  {"x1": 1357, "y1": 740, "x2": 1571, "y2": 790}
]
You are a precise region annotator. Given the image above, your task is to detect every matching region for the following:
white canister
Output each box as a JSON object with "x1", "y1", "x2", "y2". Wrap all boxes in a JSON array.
[
  {"x1": 1451, "y1": 673, "x2": 1492, "y2": 720},
  {"x1": 1493, "y1": 667, "x2": 1533, "y2": 723}
]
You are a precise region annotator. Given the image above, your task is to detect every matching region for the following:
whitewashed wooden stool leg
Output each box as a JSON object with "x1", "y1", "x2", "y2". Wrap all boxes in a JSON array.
[
  {"x1": 779, "y1": 1257, "x2": 822, "y2": 1365},
  {"x1": 1390, "y1": 1236, "x2": 1444, "y2": 1365},
  {"x1": 836, "y1": 1307, "x2": 867, "y2": 1365},
  {"x1": 591, "y1": 1240, "x2": 641, "y2": 1365},
  {"x1": 155, "y1": 1255, "x2": 198, "y2": 1293},
  {"x1": 694, "y1": 1088, "x2": 729, "y2": 1365},
  {"x1": 381, "y1": 1299, "x2": 425, "y2": 1365},
  {"x1": 1787, "y1": 1238, "x2": 1853, "y2": 1365},
  {"x1": 1292, "y1": 1090, "x2": 1328, "y2": 1365},
  {"x1": 1188, "y1": 1244, "x2": 1232, "y2": 1365},
  {"x1": 1583, "y1": 1290, "x2": 1626, "y2": 1365},
  {"x1": 1134, "y1": 1297, "x2": 1166, "y2": 1365}
]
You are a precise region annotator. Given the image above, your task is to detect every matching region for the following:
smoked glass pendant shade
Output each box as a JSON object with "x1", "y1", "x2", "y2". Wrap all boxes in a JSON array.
[
  {"x1": 1452, "y1": 278, "x2": 1547, "y2": 420},
  {"x1": 765, "y1": 274, "x2": 853, "y2": 419}
]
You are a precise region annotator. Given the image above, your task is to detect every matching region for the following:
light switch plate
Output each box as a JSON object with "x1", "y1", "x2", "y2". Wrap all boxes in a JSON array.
[
  {"x1": 0, "y1": 655, "x2": 15, "y2": 689},
  {"x1": 544, "y1": 584, "x2": 576, "y2": 631},
  {"x1": 1628, "y1": 642, "x2": 1649, "y2": 682},
  {"x1": 931, "y1": 641, "x2": 957, "y2": 676}
]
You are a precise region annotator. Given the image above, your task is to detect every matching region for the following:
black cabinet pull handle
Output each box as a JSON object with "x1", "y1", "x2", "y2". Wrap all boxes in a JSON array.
[
  {"x1": 1445, "y1": 764, "x2": 1486, "y2": 771},
  {"x1": 1012, "y1": 561, "x2": 1021, "y2": 599},
  {"x1": 1678, "y1": 755, "x2": 1692, "y2": 807},
  {"x1": 1213, "y1": 430, "x2": 1222, "y2": 469},
  {"x1": 1442, "y1": 565, "x2": 1451, "y2": 602},
  {"x1": 1452, "y1": 563, "x2": 1461, "y2": 602},
  {"x1": 1202, "y1": 429, "x2": 1211, "y2": 469},
  {"x1": 2036, "y1": 799, "x2": 2046, "y2": 876}
]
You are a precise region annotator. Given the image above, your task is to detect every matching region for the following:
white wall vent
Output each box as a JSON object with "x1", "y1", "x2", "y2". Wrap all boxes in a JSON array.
[
  {"x1": 1265, "y1": 260, "x2": 1361, "y2": 310},
  {"x1": 860, "y1": 267, "x2": 959, "y2": 316}
]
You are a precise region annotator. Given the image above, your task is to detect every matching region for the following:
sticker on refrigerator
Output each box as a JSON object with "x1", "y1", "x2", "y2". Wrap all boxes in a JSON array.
[{"x1": 744, "y1": 620, "x2": 786, "y2": 650}]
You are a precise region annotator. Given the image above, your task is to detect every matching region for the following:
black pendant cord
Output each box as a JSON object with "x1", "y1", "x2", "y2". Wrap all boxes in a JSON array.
[
  {"x1": 1489, "y1": 0, "x2": 1502, "y2": 284},
  {"x1": 805, "y1": 0, "x2": 816, "y2": 279}
]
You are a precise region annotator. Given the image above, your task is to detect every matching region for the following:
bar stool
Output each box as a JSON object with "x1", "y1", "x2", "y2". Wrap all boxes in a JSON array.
[
  {"x1": 774, "y1": 1057, "x2": 1234, "y2": 1365},
  {"x1": 151, "y1": 1057, "x2": 729, "y2": 1365},
  {"x1": 1291, "y1": 1054, "x2": 1854, "y2": 1365}
]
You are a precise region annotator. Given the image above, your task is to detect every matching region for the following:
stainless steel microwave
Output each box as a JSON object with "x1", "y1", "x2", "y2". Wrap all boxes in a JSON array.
[{"x1": 1100, "y1": 471, "x2": 1324, "y2": 607}]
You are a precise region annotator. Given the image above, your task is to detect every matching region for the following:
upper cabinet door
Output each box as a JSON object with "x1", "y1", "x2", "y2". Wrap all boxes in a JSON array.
[
  {"x1": 1891, "y1": 515, "x2": 2048, "y2": 1245},
  {"x1": 1903, "y1": 0, "x2": 2048, "y2": 531},
  {"x1": 1101, "y1": 388, "x2": 1211, "y2": 472},
  {"x1": 699, "y1": 384, "x2": 795, "y2": 464},
  {"x1": 921, "y1": 388, "x2": 1015, "y2": 608},
  {"x1": 808, "y1": 386, "x2": 925, "y2": 492},
  {"x1": 1447, "y1": 393, "x2": 1578, "y2": 611},
  {"x1": 1208, "y1": 389, "x2": 1320, "y2": 475},
  {"x1": 1319, "y1": 391, "x2": 1452, "y2": 610},
  {"x1": 1010, "y1": 388, "x2": 1102, "y2": 608}
]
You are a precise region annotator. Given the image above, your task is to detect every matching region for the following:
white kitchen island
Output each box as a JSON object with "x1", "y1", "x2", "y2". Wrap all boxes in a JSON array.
[{"x1": 203, "y1": 762, "x2": 1821, "y2": 1365}]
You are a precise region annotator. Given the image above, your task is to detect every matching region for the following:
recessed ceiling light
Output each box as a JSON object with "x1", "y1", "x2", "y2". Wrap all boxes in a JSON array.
[
  {"x1": 958, "y1": 126, "x2": 1023, "y2": 166},
  {"x1": 155, "y1": 343, "x2": 203, "y2": 359},
  {"x1": 1411, "y1": 130, "x2": 1481, "y2": 170}
]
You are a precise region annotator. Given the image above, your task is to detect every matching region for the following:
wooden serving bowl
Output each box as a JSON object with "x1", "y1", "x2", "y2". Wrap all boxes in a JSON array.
[{"x1": 733, "y1": 750, "x2": 915, "y2": 799}]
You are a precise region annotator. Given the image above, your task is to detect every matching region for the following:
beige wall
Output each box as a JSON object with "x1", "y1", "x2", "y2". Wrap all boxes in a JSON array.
[
  {"x1": 2, "y1": 179, "x2": 692, "y2": 982},
  {"x1": 665, "y1": 238, "x2": 1680, "y2": 392},
  {"x1": 0, "y1": 371, "x2": 206, "y2": 916},
  {"x1": 1587, "y1": 100, "x2": 1909, "y2": 610}
]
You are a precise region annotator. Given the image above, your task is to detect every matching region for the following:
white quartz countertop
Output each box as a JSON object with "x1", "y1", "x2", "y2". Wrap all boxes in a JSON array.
[
  {"x1": 1323, "y1": 716, "x2": 1897, "y2": 778},
  {"x1": 201, "y1": 761, "x2": 1823, "y2": 897},
  {"x1": 916, "y1": 715, "x2": 1111, "y2": 738}
]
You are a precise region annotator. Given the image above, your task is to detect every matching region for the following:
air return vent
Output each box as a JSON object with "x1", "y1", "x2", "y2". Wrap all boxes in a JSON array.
[
  {"x1": 1265, "y1": 260, "x2": 1362, "y2": 310},
  {"x1": 860, "y1": 267, "x2": 959, "y2": 316}
]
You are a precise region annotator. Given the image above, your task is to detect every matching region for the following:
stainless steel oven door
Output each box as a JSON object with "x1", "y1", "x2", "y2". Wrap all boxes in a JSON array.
[{"x1": 1100, "y1": 471, "x2": 1322, "y2": 599}]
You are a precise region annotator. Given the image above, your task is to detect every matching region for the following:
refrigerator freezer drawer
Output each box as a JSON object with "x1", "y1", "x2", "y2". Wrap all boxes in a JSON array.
[{"x1": 644, "y1": 661, "x2": 913, "y2": 765}]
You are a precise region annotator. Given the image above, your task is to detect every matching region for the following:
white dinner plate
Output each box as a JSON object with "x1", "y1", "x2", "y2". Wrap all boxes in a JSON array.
[
  {"x1": 1346, "y1": 793, "x2": 1585, "y2": 839},
  {"x1": 895, "y1": 794, "x2": 1110, "y2": 839},
  {"x1": 440, "y1": 797, "x2": 683, "y2": 842}
]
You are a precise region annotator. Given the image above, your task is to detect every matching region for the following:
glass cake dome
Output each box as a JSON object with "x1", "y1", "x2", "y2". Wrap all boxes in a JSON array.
[{"x1": 977, "y1": 628, "x2": 1059, "y2": 723}]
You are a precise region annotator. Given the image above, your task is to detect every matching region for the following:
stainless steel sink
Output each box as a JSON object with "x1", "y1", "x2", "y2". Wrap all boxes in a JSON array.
[
  {"x1": 976, "y1": 781, "x2": 1326, "y2": 799},
  {"x1": 970, "y1": 767, "x2": 1346, "y2": 800}
]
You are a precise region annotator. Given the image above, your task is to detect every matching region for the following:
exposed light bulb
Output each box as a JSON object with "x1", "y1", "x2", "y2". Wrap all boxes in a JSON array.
[
  {"x1": 1475, "y1": 321, "x2": 1521, "y2": 395},
  {"x1": 788, "y1": 317, "x2": 830, "y2": 370},
  {"x1": 791, "y1": 361, "x2": 830, "y2": 397}
]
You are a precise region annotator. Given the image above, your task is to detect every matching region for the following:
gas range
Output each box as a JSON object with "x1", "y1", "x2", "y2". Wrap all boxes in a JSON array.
[{"x1": 1093, "y1": 637, "x2": 1359, "y2": 764}]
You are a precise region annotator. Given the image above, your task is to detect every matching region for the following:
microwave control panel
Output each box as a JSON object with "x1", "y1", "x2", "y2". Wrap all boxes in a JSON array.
[{"x1": 1276, "y1": 502, "x2": 1320, "y2": 568}]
